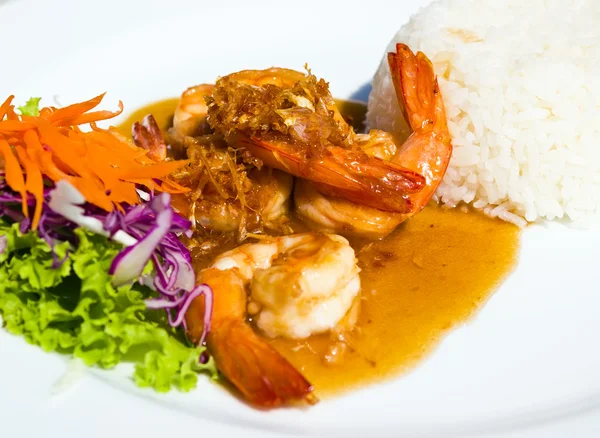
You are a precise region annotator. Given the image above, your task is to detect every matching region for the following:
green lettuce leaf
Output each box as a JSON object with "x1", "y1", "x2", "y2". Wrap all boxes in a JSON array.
[
  {"x1": 17, "y1": 97, "x2": 41, "y2": 117},
  {"x1": 0, "y1": 221, "x2": 216, "y2": 392}
]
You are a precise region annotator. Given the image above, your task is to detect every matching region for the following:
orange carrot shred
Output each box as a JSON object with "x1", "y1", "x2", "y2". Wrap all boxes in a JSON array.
[
  {"x1": 68, "y1": 101, "x2": 124, "y2": 125},
  {"x1": 15, "y1": 141, "x2": 43, "y2": 229},
  {"x1": 0, "y1": 120, "x2": 36, "y2": 132},
  {"x1": 48, "y1": 93, "x2": 105, "y2": 125},
  {"x1": 39, "y1": 107, "x2": 54, "y2": 119},
  {"x1": 0, "y1": 93, "x2": 190, "y2": 221},
  {"x1": 0, "y1": 138, "x2": 28, "y2": 217},
  {"x1": 0, "y1": 95, "x2": 15, "y2": 120},
  {"x1": 5, "y1": 105, "x2": 19, "y2": 121},
  {"x1": 117, "y1": 159, "x2": 189, "y2": 179}
]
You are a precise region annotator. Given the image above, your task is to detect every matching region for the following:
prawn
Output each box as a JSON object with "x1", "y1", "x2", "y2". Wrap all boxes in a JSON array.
[
  {"x1": 170, "y1": 43, "x2": 450, "y2": 237},
  {"x1": 185, "y1": 232, "x2": 361, "y2": 407},
  {"x1": 172, "y1": 68, "x2": 427, "y2": 214},
  {"x1": 172, "y1": 157, "x2": 293, "y2": 236},
  {"x1": 173, "y1": 84, "x2": 215, "y2": 137},
  {"x1": 134, "y1": 113, "x2": 293, "y2": 238},
  {"x1": 295, "y1": 44, "x2": 452, "y2": 238},
  {"x1": 172, "y1": 68, "x2": 308, "y2": 138}
]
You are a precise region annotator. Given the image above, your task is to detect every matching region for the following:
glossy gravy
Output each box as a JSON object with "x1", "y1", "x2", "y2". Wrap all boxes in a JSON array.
[
  {"x1": 117, "y1": 97, "x2": 180, "y2": 137},
  {"x1": 118, "y1": 98, "x2": 521, "y2": 397},
  {"x1": 272, "y1": 206, "x2": 519, "y2": 395}
]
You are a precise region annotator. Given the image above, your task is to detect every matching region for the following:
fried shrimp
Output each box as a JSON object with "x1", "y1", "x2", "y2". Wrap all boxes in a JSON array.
[
  {"x1": 173, "y1": 84, "x2": 215, "y2": 137},
  {"x1": 295, "y1": 44, "x2": 452, "y2": 238},
  {"x1": 185, "y1": 232, "x2": 360, "y2": 407},
  {"x1": 206, "y1": 72, "x2": 425, "y2": 213},
  {"x1": 134, "y1": 113, "x2": 293, "y2": 239},
  {"x1": 212, "y1": 232, "x2": 361, "y2": 339},
  {"x1": 199, "y1": 45, "x2": 450, "y2": 238}
]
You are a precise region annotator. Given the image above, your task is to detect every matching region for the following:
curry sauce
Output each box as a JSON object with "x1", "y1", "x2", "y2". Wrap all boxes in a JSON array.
[
  {"x1": 118, "y1": 98, "x2": 521, "y2": 397},
  {"x1": 271, "y1": 206, "x2": 519, "y2": 395}
]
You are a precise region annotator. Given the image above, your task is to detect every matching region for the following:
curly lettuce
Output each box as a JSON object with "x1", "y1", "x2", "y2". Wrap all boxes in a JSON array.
[
  {"x1": 17, "y1": 97, "x2": 41, "y2": 116},
  {"x1": 0, "y1": 221, "x2": 216, "y2": 392}
]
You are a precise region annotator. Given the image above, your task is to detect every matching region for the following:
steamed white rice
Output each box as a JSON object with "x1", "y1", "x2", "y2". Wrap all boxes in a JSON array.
[{"x1": 367, "y1": 0, "x2": 600, "y2": 227}]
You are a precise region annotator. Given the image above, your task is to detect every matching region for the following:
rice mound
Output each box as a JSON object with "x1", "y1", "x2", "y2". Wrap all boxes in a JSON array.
[{"x1": 367, "y1": 0, "x2": 600, "y2": 226}]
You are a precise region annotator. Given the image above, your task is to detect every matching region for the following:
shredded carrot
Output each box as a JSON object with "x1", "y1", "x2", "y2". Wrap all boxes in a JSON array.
[
  {"x1": 15, "y1": 141, "x2": 43, "y2": 228},
  {"x1": 0, "y1": 120, "x2": 36, "y2": 131},
  {"x1": 116, "y1": 160, "x2": 190, "y2": 180},
  {"x1": 0, "y1": 138, "x2": 28, "y2": 217},
  {"x1": 0, "y1": 96, "x2": 14, "y2": 120},
  {"x1": 156, "y1": 178, "x2": 192, "y2": 194},
  {"x1": 69, "y1": 101, "x2": 124, "y2": 126},
  {"x1": 5, "y1": 104, "x2": 18, "y2": 121},
  {"x1": 47, "y1": 94, "x2": 106, "y2": 125},
  {"x1": 0, "y1": 94, "x2": 189, "y2": 229}
]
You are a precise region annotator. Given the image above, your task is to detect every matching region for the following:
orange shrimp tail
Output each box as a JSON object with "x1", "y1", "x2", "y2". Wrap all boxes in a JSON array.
[
  {"x1": 388, "y1": 43, "x2": 448, "y2": 139},
  {"x1": 132, "y1": 114, "x2": 167, "y2": 162},
  {"x1": 229, "y1": 132, "x2": 425, "y2": 213},
  {"x1": 209, "y1": 320, "x2": 316, "y2": 408},
  {"x1": 387, "y1": 43, "x2": 453, "y2": 214}
]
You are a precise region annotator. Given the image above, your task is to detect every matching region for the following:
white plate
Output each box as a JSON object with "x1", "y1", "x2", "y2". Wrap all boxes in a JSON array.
[{"x1": 2, "y1": 0, "x2": 600, "y2": 436}]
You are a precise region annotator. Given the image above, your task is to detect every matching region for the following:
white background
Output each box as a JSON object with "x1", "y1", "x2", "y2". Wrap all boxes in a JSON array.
[{"x1": 2, "y1": 0, "x2": 600, "y2": 436}]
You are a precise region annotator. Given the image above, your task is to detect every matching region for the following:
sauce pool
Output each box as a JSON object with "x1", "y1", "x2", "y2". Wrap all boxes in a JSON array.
[
  {"x1": 116, "y1": 97, "x2": 180, "y2": 137},
  {"x1": 271, "y1": 206, "x2": 519, "y2": 395},
  {"x1": 118, "y1": 97, "x2": 521, "y2": 397}
]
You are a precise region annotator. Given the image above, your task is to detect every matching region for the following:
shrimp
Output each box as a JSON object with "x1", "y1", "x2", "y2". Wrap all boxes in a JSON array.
[
  {"x1": 205, "y1": 64, "x2": 428, "y2": 214},
  {"x1": 294, "y1": 180, "x2": 403, "y2": 239},
  {"x1": 172, "y1": 69, "x2": 308, "y2": 138},
  {"x1": 200, "y1": 45, "x2": 450, "y2": 232},
  {"x1": 172, "y1": 68, "x2": 423, "y2": 213},
  {"x1": 249, "y1": 167, "x2": 293, "y2": 227},
  {"x1": 294, "y1": 44, "x2": 452, "y2": 238},
  {"x1": 169, "y1": 72, "x2": 314, "y2": 236},
  {"x1": 171, "y1": 44, "x2": 450, "y2": 237},
  {"x1": 185, "y1": 232, "x2": 361, "y2": 407},
  {"x1": 173, "y1": 84, "x2": 214, "y2": 137},
  {"x1": 225, "y1": 67, "x2": 307, "y2": 87},
  {"x1": 172, "y1": 161, "x2": 293, "y2": 235},
  {"x1": 185, "y1": 267, "x2": 315, "y2": 407},
  {"x1": 134, "y1": 112, "x2": 293, "y2": 238}
]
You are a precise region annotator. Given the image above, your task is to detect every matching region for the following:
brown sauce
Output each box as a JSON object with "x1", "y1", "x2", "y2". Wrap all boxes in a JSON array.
[
  {"x1": 271, "y1": 206, "x2": 519, "y2": 395},
  {"x1": 116, "y1": 97, "x2": 180, "y2": 137},
  {"x1": 118, "y1": 97, "x2": 521, "y2": 397}
]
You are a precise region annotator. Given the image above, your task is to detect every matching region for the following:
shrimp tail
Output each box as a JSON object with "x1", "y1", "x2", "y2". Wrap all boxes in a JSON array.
[
  {"x1": 387, "y1": 43, "x2": 450, "y2": 143},
  {"x1": 209, "y1": 320, "x2": 317, "y2": 408},
  {"x1": 387, "y1": 43, "x2": 452, "y2": 213},
  {"x1": 132, "y1": 114, "x2": 167, "y2": 162}
]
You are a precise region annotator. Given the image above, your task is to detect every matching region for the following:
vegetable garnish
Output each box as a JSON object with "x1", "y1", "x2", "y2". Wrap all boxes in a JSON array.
[
  {"x1": 0, "y1": 97, "x2": 215, "y2": 392},
  {"x1": 0, "y1": 220, "x2": 216, "y2": 391},
  {"x1": 48, "y1": 180, "x2": 212, "y2": 343},
  {"x1": 0, "y1": 93, "x2": 189, "y2": 230}
]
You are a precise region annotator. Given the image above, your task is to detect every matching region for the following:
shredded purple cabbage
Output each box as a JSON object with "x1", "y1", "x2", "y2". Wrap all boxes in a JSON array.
[
  {"x1": 0, "y1": 178, "x2": 73, "y2": 268},
  {"x1": 0, "y1": 174, "x2": 212, "y2": 347},
  {"x1": 101, "y1": 191, "x2": 211, "y2": 340}
]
